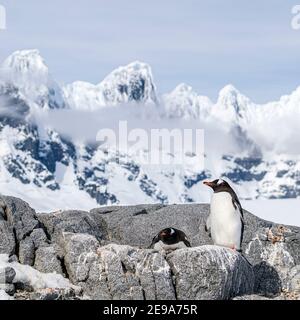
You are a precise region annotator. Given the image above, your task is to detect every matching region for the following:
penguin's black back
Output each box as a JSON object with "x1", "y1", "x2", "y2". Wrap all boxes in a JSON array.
[{"x1": 150, "y1": 228, "x2": 191, "y2": 248}]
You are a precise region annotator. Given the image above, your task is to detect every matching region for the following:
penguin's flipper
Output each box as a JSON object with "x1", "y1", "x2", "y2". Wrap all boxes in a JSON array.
[
  {"x1": 148, "y1": 234, "x2": 159, "y2": 249},
  {"x1": 231, "y1": 194, "x2": 244, "y2": 221},
  {"x1": 231, "y1": 193, "x2": 245, "y2": 248},
  {"x1": 177, "y1": 230, "x2": 192, "y2": 248},
  {"x1": 184, "y1": 238, "x2": 192, "y2": 247},
  {"x1": 205, "y1": 215, "x2": 212, "y2": 238}
]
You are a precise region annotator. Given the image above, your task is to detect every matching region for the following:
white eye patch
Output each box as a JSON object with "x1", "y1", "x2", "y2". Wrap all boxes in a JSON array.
[
  {"x1": 170, "y1": 228, "x2": 175, "y2": 235},
  {"x1": 217, "y1": 179, "x2": 223, "y2": 185}
]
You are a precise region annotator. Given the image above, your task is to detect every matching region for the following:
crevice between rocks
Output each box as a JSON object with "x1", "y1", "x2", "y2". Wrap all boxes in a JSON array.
[
  {"x1": 135, "y1": 266, "x2": 146, "y2": 300},
  {"x1": 165, "y1": 255, "x2": 178, "y2": 300},
  {"x1": 12, "y1": 228, "x2": 20, "y2": 259},
  {"x1": 58, "y1": 256, "x2": 70, "y2": 279},
  {"x1": 32, "y1": 244, "x2": 37, "y2": 267},
  {"x1": 1, "y1": 203, "x2": 8, "y2": 221},
  {"x1": 38, "y1": 220, "x2": 52, "y2": 242},
  {"x1": 120, "y1": 261, "x2": 127, "y2": 274}
]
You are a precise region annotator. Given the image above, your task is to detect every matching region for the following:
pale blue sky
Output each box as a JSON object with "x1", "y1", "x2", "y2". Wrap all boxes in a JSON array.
[{"x1": 0, "y1": 0, "x2": 300, "y2": 102}]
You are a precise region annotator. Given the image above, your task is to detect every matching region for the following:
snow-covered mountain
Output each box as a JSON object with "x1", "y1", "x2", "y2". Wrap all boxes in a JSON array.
[
  {"x1": 0, "y1": 50, "x2": 66, "y2": 110},
  {"x1": 0, "y1": 49, "x2": 299, "y2": 212},
  {"x1": 162, "y1": 83, "x2": 212, "y2": 119},
  {"x1": 63, "y1": 61, "x2": 158, "y2": 110}
]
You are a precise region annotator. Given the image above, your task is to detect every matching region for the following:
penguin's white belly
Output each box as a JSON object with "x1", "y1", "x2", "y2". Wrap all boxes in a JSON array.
[
  {"x1": 154, "y1": 241, "x2": 187, "y2": 251},
  {"x1": 210, "y1": 192, "x2": 242, "y2": 250}
]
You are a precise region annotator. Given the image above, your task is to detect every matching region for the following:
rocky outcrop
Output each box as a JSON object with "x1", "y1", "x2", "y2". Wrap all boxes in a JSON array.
[
  {"x1": 90, "y1": 203, "x2": 300, "y2": 298},
  {"x1": 0, "y1": 195, "x2": 300, "y2": 300},
  {"x1": 61, "y1": 235, "x2": 176, "y2": 300},
  {"x1": 167, "y1": 246, "x2": 254, "y2": 300},
  {"x1": 0, "y1": 221, "x2": 15, "y2": 256}
]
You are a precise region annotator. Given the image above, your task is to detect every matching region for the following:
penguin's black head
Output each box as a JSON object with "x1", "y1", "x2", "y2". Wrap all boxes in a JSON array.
[
  {"x1": 203, "y1": 179, "x2": 231, "y2": 192},
  {"x1": 159, "y1": 228, "x2": 177, "y2": 241}
]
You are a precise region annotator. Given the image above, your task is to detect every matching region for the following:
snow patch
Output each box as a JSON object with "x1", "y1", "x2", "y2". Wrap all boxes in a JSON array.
[{"x1": 0, "y1": 254, "x2": 76, "y2": 291}]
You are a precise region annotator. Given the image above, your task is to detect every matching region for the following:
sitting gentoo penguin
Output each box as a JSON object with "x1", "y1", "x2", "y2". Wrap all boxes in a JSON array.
[
  {"x1": 149, "y1": 228, "x2": 191, "y2": 251},
  {"x1": 203, "y1": 179, "x2": 244, "y2": 252}
]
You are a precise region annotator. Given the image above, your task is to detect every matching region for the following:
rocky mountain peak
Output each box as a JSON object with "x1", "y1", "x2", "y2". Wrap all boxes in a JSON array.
[
  {"x1": 98, "y1": 60, "x2": 158, "y2": 105},
  {"x1": 163, "y1": 83, "x2": 212, "y2": 119},
  {"x1": 0, "y1": 49, "x2": 65, "y2": 110},
  {"x1": 215, "y1": 84, "x2": 252, "y2": 121},
  {"x1": 1, "y1": 49, "x2": 48, "y2": 79}
]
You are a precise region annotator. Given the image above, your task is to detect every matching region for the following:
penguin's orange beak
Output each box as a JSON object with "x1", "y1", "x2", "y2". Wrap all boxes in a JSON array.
[{"x1": 203, "y1": 181, "x2": 213, "y2": 188}]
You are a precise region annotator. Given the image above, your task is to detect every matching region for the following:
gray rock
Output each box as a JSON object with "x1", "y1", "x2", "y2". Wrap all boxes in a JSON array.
[
  {"x1": 90, "y1": 204, "x2": 207, "y2": 247},
  {"x1": 60, "y1": 233, "x2": 252, "y2": 300},
  {"x1": 90, "y1": 204, "x2": 300, "y2": 297},
  {"x1": 34, "y1": 246, "x2": 63, "y2": 275},
  {"x1": 0, "y1": 221, "x2": 15, "y2": 255},
  {"x1": 60, "y1": 233, "x2": 100, "y2": 284},
  {"x1": 14, "y1": 282, "x2": 34, "y2": 293},
  {"x1": 14, "y1": 288, "x2": 83, "y2": 300},
  {"x1": 233, "y1": 294, "x2": 286, "y2": 300},
  {"x1": 37, "y1": 210, "x2": 105, "y2": 243},
  {"x1": 30, "y1": 228, "x2": 49, "y2": 248},
  {"x1": 1, "y1": 196, "x2": 300, "y2": 301},
  {"x1": 252, "y1": 261, "x2": 282, "y2": 296},
  {"x1": 0, "y1": 267, "x2": 16, "y2": 284},
  {"x1": 0, "y1": 198, "x2": 6, "y2": 220},
  {"x1": 92, "y1": 244, "x2": 176, "y2": 300},
  {"x1": 287, "y1": 265, "x2": 300, "y2": 293},
  {"x1": 245, "y1": 224, "x2": 298, "y2": 295},
  {"x1": 19, "y1": 237, "x2": 35, "y2": 266},
  {"x1": 167, "y1": 245, "x2": 254, "y2": 300},
  {"x1": 0, "y1": 196, "x2": 39, "y2": 242},
  {"x1": 5, "y1": 267, "x2": 16, "y2": 284},
  {"x1": 8, "y1": 255, "x2": 18, "y2": 263},
  {"x1": 61, "y1": 233, "x2": 175, "y2": 300},
  {"x1": 3, "y1": 284, "x2": 15, "y2": 296}
]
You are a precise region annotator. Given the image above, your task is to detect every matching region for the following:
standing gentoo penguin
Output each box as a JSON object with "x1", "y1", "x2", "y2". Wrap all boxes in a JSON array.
[
  {"x1": 149, "y1": 228, "x2": 191, "y2": 251},
  {"x1": 203, "y1": 179, "x2": 244, "y2": 252}
]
